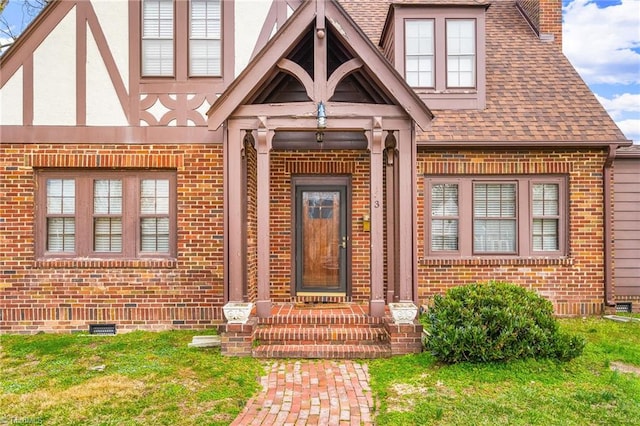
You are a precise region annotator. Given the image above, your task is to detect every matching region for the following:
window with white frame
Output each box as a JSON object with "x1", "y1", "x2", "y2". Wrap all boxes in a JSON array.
[
  {"x1": 142, "y1": 0, "x2": 174, "y2": 76},
  {"x1": 38, "y1": 171, "x2": 177, "y2": 259},
  {"x1": 405, "y1": 20, "x2": 434, "y2": 88},
  {"x1": 446, "y1": 19, "x2": 476, "y2": 88},
  {"x1": 425, "y1": 177, "x2": 566, "y2": 257}
]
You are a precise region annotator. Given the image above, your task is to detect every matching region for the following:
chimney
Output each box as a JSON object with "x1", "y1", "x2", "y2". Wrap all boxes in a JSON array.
[{"x1": 516, "y1": 0, "x2": 563, "y2": 46}]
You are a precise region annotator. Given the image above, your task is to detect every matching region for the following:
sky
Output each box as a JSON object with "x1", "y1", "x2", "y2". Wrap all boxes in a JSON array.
[{"x1": 1, "y1": 0, "x2": 639, "y2": 143}]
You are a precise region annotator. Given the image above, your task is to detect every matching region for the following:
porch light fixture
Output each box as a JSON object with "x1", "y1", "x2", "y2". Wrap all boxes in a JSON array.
[{"x1": 316, "y1": 101, "x2": 326, "y2": 143}]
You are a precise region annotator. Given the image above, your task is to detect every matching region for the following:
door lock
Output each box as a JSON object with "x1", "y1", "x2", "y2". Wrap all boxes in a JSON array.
[{"x1": 340, "y1": 236, "x2": 347, "y2": 249}]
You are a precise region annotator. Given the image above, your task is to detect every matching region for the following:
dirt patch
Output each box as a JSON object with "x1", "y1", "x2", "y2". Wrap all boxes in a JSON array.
[
  {"x1": 387, "y1": 380, "x2": 456, "y2": 413},
  {"x1": 610, "y1": 362, "x2": 640, "y2": 377}
]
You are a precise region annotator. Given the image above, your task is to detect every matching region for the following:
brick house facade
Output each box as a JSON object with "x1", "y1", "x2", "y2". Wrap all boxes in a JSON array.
[{"x1": 0, "y1": 0, "x2": 632, "y2": 339}]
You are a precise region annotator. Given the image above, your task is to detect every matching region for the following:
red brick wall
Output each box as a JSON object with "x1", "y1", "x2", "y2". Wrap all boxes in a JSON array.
[
  {"x1": 0, "y1": 143, "x2": 226, "y2": 333},
  {"x1": 417, "y1": 148, "x2": 607, "y2": 316}
]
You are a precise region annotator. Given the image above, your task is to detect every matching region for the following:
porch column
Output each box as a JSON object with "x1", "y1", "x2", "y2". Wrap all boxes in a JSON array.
[
  {"x1": 397, "y1": 127, "x2": 417, "y2": 302},
  {"x1": 256, "y1": 118, "x2": 274, "y2": 317},
  {"x1": 227, "y1": 124, "x2": 245, "y2": 302},
  {"x1": 385, "y1": 132, "x2": 399, "y2": 303},
  {"x1": 369, "y1": 118, "x2": 385, "y2": 317}
]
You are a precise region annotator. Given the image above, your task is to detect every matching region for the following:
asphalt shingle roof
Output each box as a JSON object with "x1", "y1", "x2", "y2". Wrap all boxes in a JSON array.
[{"x1": 339, "y1": 0, "x2": 628, "y2": 144}]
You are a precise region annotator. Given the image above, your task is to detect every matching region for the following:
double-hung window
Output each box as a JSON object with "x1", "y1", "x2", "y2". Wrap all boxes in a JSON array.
[
  {"x1": 141, "y1": 0, "x2": 222, "y2": 77},
  {"x1": 142, "y1": 0, "x2": 174, "y2": 76},
  {"x1": 405, "y1": 20, "x2": 434, "y2": 88},
  {"x1": 426, "y1": 177, "x2": 566, "y2": 257},
  {"x1": 190, "y1": 0, "x2": 222, "y2": 76},
  {"x1": 37, "y1": 171, "x2": 176, "y2": 259},
  {"x1": 404, "y1": 17, "x2": 477, "y2": 89},
  {"x1": 446, "y1": 19, "x2": 476, "y2": 88}
]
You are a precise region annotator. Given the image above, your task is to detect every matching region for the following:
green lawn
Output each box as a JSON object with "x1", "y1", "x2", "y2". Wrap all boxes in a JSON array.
[
  {"x1": 1, "y1": 318, "x2": 639, "y2": 425},
  {"x1": 0, "y1": 330, "x2": 263, "y2": 425},
  {"x1": 368, "y1": 317, "x2": 640, "y2": 425}
]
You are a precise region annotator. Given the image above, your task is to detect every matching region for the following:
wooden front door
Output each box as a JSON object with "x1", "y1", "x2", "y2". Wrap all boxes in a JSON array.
[{"x1": 295, "y1": 183, "x2": 348, "y2": 294}]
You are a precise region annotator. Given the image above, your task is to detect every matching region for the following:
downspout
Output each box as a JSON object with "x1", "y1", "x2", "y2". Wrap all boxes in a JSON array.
[{"x1": 603, "y1": 144, "x2": 617, "y2": 308}]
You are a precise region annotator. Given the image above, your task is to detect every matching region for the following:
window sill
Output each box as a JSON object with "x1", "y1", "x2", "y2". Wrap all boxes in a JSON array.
[
  {"x1": 34, "y1": 258, "x2": 177, "y2": 269},
  {"x1": 420, "y1": 257, "x2": 573, "y2": 266}
]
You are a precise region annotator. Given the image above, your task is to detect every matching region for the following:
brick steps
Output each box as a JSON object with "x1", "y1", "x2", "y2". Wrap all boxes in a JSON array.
[
  {"x1": 219, "y1": 304, "x2": 423, "y2": 358},
  {"x1": 253, "y1": 324, "x2": 388, "y2": 345},
  {"x1": 252, "y1": 343, "x2": 392, "y2": 359},
  {"x1": 251, "y1": 304, "x2": 392, "y2": 359}
]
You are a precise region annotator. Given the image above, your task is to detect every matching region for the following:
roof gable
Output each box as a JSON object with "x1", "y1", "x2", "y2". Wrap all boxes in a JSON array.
[{"x1": 207, "y1": 0, "x2": 433, "y2": 130}]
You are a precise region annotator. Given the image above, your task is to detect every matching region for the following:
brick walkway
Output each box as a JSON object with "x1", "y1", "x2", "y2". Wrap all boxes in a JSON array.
[{"x1": 230, "y1": 360, "x2": 375, "y2": 426}]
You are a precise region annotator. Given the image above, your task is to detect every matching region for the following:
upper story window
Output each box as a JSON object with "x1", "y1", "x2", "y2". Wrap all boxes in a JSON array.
[
  {"x1": 385, "y1": 5, "x2": 486, "y2": 109},
  {"x1": 142, "y1": 0, "x2": 174, "y2": 76},
  {"x1": 190, "y1": 0, "x2": 222, "y2": 76},
  {"x1": 405, "y1": 20, "x2": 434, "y2": 88},
  {"x1": 446, "y1": 19, "x2": 476, "y2": 88},
  {"x1": 37, "y1": 170, "x2": 177, "y2": 259},
  {"x1": 141, "y1": 0, "x2": 222, "y2": 78},
  {"x1": 404, "y1": 18, "x2": 477, "y2": 89}
]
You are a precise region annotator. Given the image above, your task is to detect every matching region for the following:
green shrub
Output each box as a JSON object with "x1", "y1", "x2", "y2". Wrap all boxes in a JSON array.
[{"x1": 424, "y1": 281, "x2": 585, "y2": 363}]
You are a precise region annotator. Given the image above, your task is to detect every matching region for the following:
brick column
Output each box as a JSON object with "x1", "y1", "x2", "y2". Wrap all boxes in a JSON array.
[
  {"x1": 219, "y1": 318, "x2": 257, "y2": 357},
  {"x1": 384, "y1": 318, "x2": 423, "y2": 356}
]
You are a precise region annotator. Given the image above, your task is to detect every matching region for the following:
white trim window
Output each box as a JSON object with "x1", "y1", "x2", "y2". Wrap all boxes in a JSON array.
[
  {"x1": 446, "y1": 19, "x2": 476, "y2": 88},
  {"x1": 190, "y1": 0, "x2": 222, "y2": 76},
  {"x1": 142, "y1": 0, "x2": 174, "y2": 76},
  {"x1": 405, "y1": 19, "x2": 434, "y2": 88}
]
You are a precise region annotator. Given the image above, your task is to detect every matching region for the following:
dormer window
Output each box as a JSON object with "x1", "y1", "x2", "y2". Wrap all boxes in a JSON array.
[
  {"x1": 384, "y1": 4, "x2": 487, "y2": 109},
  {"x1": 141, "y1": 0, "x2": 222, "y2": 78},
  {"x1": 446, "y1": 19, "x2": 476, "y2": 88},
  {"x1": 405, "y1": 20, "x2": 434, "y2": 87}
]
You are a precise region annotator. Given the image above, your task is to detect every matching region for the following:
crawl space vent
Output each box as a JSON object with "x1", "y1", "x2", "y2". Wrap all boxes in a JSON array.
[
  {"x1": 89, "y1": 324, "x2": 116, "y2": 335},
  {"x1": 615, "y1": 303, "x2": 632, "y2": 313}
]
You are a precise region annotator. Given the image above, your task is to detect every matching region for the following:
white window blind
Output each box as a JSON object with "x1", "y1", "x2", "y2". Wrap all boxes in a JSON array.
[
  {"x1": 447, "y1": 19, "x2": 475, "y2": 87},
  {"x1": 431, "y1": 183, "x2": 459, "y2": 251},
  {"x1": 46, "y1": 179, "x2": 75, "y2": 252},
  {"x1": 142, "y1": 0, "x2": 174, "y2": 76},
  {"x1": 405, "y1": 20, "x2": 434, "y2": 87},
  {"x1": 190, "y1": 0, "x2": 221, "y2": 76},
  {"x1": 93, "y1": 180, "x2": 123, "y2": 253},
  {"x1": 532, "y1": 183, "x2": 559, "y2": 251},
  {"x1": 140, "y1": 179, "x2": 170, "y2": 252},
  {"x1": 473, "y1": 183, "x2": 516, "y2": 253}
]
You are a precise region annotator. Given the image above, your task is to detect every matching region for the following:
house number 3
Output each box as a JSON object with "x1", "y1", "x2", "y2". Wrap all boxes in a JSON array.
[{"x1": 374, "y1": 201, "x2": 380, "y2": 208}]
